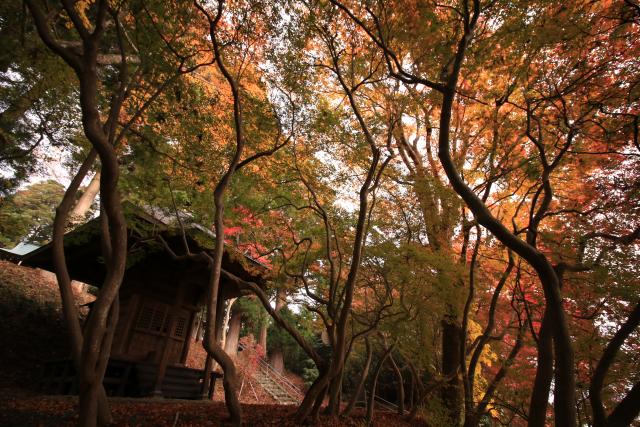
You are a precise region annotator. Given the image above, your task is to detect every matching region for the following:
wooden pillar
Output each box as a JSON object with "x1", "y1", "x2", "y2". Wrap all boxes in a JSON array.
[
  {"x1": 194, "y1": 312, "x2": 203, "y2": 341},
  {"x1": 180, "y1": 311, "x2": 197, "y2": 365},
  {"x1": 152, "y1": 286, "x2": 184, "y2": 397},
  {"x1": 201, "y1": 355, "x2": 213, "y2": 399},
  {"x1": 118, "y1": 293, "x2": 140, "y2": 356}
]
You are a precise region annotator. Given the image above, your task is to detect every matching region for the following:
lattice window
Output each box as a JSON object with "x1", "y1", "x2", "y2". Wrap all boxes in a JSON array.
[
  {"x1": 136, "y1": 304, "x2": 154, "y2": 331},
  {"x1": 136, "y1": 301, "x2": 168, "y2": 333},
  {"x1": 173, "y1": 316, "x2": 187, "y2": 338}
]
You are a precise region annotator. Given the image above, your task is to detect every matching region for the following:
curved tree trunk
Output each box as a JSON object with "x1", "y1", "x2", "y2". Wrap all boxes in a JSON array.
[
  {"x1": 297, "y1": 367, "x2": 332, "y2": 421},
  {"x1": 26, "y1": 4, "x2": 130, "y2": 426},
  {"x1": 342, "y1": 337, "x2": 373, "y2": 417},
  {"x1": 590, "y1": 302, "x2": 640, "y2": 427},
  {"x1": 311, "y1": 385, "x2": 328, "y2": 422},
  {"x1": 432, "y1": 10, "x2": 577, "y2": 425},
  {"x1": 366, "y1": 343, "x2": 395, "y2": 426},
  {"x1": 389, "y1": 353, "x2": 405, "y2": 416},
  {"x1": 48, "y1": 151, "x2": 111, "y2": 425},
  {"x1": 193, "y1": 1, "x2": 251, "y2": 424}
]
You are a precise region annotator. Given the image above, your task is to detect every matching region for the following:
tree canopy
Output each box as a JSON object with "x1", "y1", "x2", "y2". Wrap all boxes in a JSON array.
[{"x1": 1, "y1": 1, "x2": 639, "y2": 426}]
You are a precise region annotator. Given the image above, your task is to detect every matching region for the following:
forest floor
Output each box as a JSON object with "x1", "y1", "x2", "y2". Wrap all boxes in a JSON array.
[{"x1": 0, "y1": 392, "x2": 427, "y2": 426}]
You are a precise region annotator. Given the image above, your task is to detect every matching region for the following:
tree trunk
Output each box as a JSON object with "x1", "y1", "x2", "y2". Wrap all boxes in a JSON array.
[
  {"x1": 70, "y1": 171, "x2": 100, "y2": 223},
  {"x1": 442, "y1": 316, "x2": 463, "y2": 425},
  {"x1": 224, "y1": 310, "x2": 243, "y2": 358},
  {"x1": 343, "y1": 337, "x2": 373, "y2": 417},
  {"x1": 201, "y1": 355, "x2": 213, "y2": 399},
  {"x1": 437, "y1": 64, "x2": 577, "y2": 427},
  {"x1": 389, "y1": 353, "x2": 405, "y2": 416},
  {"x1": 366, "y1": 343, "x2": 395, "y2": 426},
  {"x1": 47, "y1": 151, "x2": 111, "y2": 425},
  {"x1": 79, "y1": 295, "x2": 119, "y2": 427},
  {"x1": 195, "y1": 3, "x2": 248, "y2": 423},
  {"x1": 528, "y1": 308, "x2": 554, "y2": 427},
  {"x1": 327, "y1": 366, "x2": 344, "y2": 415},
  {"x1": 258, "y1": 320, "x2": 267, "y2": 351},
  {"x1": 312, "y1": 385, "x2": 328, "y2": 422},
  {"x1": 220, "y1": 298, "x2": 237, "y2": 351},
  {"x1": 297, "y1": 366, "x2": 331, "y2": 422},
  {"x1": 268, "y1": 289, "x2": 287, "y2": 373},
  {"x1": 590, "y1": 302, "x2": 640, "y2": 427}
]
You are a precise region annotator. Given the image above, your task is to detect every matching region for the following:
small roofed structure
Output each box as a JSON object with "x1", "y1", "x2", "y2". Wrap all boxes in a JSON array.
[
  {"x1": 0, "y1": 242, "x2": 41, "y2": 263},
  {"x1": 22, "y1": 204, "x2": 269, "y2": 399}
]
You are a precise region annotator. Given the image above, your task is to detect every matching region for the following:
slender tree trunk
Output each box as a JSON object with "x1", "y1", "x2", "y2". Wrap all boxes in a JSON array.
[
  {"x1": 194, "y1": 2, "x2": 249, "y2": 424},
  {"x1": 47, "y1": 151, "x2": 111, "y2": 425},
  {"x1": 69, "y1": 171, "x2": 101, "y2": 223},
  {"x1": 407, "y1": 360, "x2": 426, "y2": 421},
  {"x1": 437, "y1": 58, "x2": 577, "y2": 427},
  {"x1": 296, "y1": 38, "x2": 388, "y2": 423},
  {"x1": 201, "y1": 355, "x2": 213, "y2": 399},
  {"x1": 366, "y1": 343, "x2": 395, "y2": 426},
  {"x1": 342, "y1": 337, "x2": 373, "y2": 417},
  {"x1": 442, "y1": 316, "x2": 464, "y2": 425},
  {"x1": 79, "y1": 293, "x2": 119, "y2": 427},
  {"x1": 529, "y1": 308, "x2": 554, "y2": 427},
  {"x1": 590, "y1": 302, "x2": 640, "y2": 427},
  {"x1": 389, "y1": 353, "x2": 405, "y2": 416},
  {"x1": 203, "y1": 266, "x2": 242, "y2": 425},
  {"x1": 408, "y1": 366, "x2": 415, "y2": 416}
]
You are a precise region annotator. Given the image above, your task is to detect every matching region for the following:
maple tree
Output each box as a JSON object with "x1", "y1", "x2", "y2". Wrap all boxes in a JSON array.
[{"x1": 3, "y1": 0, "x2": 639, "y2": 426}]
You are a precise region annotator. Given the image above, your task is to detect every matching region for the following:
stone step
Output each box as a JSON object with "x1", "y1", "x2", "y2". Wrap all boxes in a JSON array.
[{"x1": 247, "y1": 363, "x2": 301, "y2": 405}]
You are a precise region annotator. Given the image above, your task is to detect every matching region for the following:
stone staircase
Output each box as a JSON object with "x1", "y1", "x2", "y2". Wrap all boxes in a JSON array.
[
  {"x1": 253, "y1": 367, "x2": 300, "y2": 405},
  {"x1": 238, "y1": 342, "x2": 304, "y2": 405}
]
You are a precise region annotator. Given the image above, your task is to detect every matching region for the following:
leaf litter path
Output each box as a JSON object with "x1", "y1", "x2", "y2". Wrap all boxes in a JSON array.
[{"x1": 0, "y1": 394, "x2": 428, "y2": 426}]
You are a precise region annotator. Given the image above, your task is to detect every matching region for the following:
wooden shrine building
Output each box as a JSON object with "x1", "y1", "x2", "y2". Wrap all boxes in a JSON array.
[{"x1": 21, "y1": 205, "x2": 269, "y2": 399}]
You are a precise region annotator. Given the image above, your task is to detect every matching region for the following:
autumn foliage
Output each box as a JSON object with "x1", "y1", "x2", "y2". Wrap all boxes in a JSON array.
[{"x1": 1, "y1": 0, "x2": 639, "y2": 426}]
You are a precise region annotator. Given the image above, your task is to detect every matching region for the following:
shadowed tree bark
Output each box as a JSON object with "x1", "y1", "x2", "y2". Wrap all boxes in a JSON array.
[
  {"x1": 590, "y1": 302, "x2": 640, "y2": 427},
  {"x1": 268, "y1": 289, "x2": 287, "y2": 373},
  {"x1": 342, "y1": 337, "x2": 373, "y2": 417},
  {"x1": 25, "y1": 1, "x2": 191, "y2": 424},
  {"x1": 224, "y1": 309, "x2": 243, "y2": 358},
  {"x1": 25, "y1": 2, "x2": 129, "y2": 425},
  {"x1": 366, "y1": 339, "x2": 395, "y2": 426}
]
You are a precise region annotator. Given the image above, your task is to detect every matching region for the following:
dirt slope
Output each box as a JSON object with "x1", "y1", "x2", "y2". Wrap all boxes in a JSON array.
[{"x1": 0, "y1": 260, "x2": 94, "y2": 392}]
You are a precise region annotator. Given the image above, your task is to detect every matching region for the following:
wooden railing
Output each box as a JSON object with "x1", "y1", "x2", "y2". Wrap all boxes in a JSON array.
[{"x1": 237, "y1": 342, "x2": 304, "y2": 401}]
